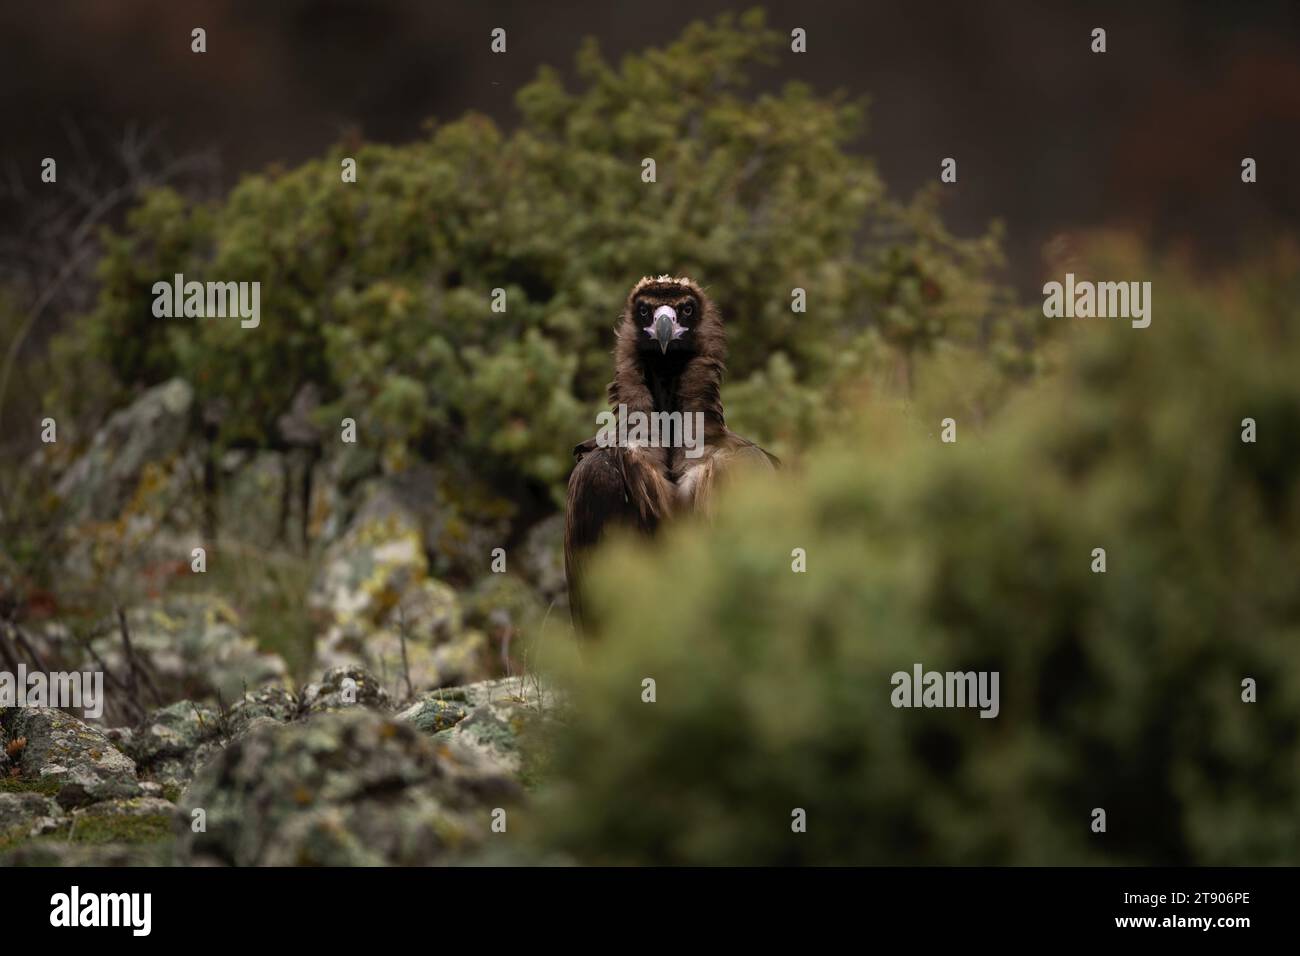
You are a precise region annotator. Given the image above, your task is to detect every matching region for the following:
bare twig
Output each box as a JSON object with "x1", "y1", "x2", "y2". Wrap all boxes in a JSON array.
[
  {"x1": 70, "y1": 620, "x2": 145, "y2": 724},
  {"x1": 11, "y1": 622, "x2": 51, "y2": 674},
  {"x1": 0, "y1": 621, "x2": 21, "y2": 674},
  {"x1": 0, "y1": 122, "x2": 219, "y2": 506},
  {"x1": 115, "y1": 605, "x2": 165, "y2": 709},
  {"x1": 397, "y1": 603, "x2": 414, "y2": 702}
]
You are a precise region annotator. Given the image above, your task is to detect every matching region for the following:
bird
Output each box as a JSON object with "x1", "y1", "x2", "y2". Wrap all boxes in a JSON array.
[{"x1": 564, "y1": 275, "x2": 777, "y2": 632}]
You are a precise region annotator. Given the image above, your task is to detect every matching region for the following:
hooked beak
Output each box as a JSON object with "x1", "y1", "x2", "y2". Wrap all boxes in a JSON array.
[{"x1": 646, "y1": 305, "x2": 687, "y2": 354}]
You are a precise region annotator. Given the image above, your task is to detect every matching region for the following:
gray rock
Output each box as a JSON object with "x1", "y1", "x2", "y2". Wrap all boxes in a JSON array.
[
  {"x1": 231, "y1": 715, "x2": 284, "y2": 741},
  {"x1": 227, "y1": 683, "x2": 300, "y2": 736},
  {"x1": 440, "y1": 676, "x2": 562, "y2": 712},
  {"x1": 178, "y1": 708, "x2": 520, "y2": 866},
  {"x1": 1, "y1": 840, "x2": 171, "y2": 867},
  {"x1": 72, "y1": 796, "x2": 177, "y2": 820},
  {"x1": 13, "y1": 599, "x2": 288, "y2": 728},
  {"x1": 127, "y1": 701, "x2": 223, "y2": 765},
  {"x1": 309, "y1": 482, "x2": 490, "y2": 698},
  {"x1": 123, "y1": 701, "x2": 226, "y2": 789},
  {"x1": 412, "y1": 677, "x2": 562, "y2": 778},
  {"x1": 90, "y1": 594, "x2": 288, "y2": 712},
  {"x1": 396, "y1": 696, "x2": 469, "y2": 734},
  {"x1": 327, "y1": 464, "x2": 516, "y2": 584},
  {"x1": 54, "y1": 378, "x2": 195, "y2": 521},
  {"x1": 0, "y1": 791, "x2": 64, "y2": 838},
  {"x1": 1, "y1": 708, "x2": 141, "y2": 808},
  {"x1": 102, "y1": 724, "x2": 134, "y2": 752},
  {"x1": 276, "y1": 382, "x2": 324, "y2": 447},
  {"x1": 217, "y1": 445, "x2": 324, "y2": 548},
  {"x1": 300, "y1": 665, "x2": 391, "y2": 714}
]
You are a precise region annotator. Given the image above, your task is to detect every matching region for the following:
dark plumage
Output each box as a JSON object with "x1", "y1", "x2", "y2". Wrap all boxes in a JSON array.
[{"x1": 564, "y1": 275, "x2": 777, "y2": 632}]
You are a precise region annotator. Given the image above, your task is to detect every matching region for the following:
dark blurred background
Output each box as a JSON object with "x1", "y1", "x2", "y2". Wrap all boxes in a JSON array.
[
  {"x1": 1, "y1": 3, "x2": 1298, "y2": 868},
  {"x1": 2, "y1": 0, "x2": 1298, "y2": 296}
]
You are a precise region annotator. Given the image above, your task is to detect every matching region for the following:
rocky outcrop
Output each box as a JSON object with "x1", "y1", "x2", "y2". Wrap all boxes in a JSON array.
[
  {"x1": 54, "y1": 378, "x2": 196, "y2": 523},
  {"x1": 118, "y1": 700, "x2": 227, "y2": 790},
  {"x1": 412, "y1": 677, "x2": 562, "y2": 779},
  {"x1": 1, "y1": 361, "x2": 570, "y2": 867},
  {"x1": 396, "y1": 696, "x2": 469, "y2": 734},
  {"x1": 0, "y1": 794, "x2": 178, "y2": 867},
  {"x1": 335, "y1": 465, "x2": 515, "y2": 584},
  {"x1": 300, "y1": 664, "x2": 391, "y2": 714},
  {"x1": 0, "y1": 792, "x2": 63, "y2": 842},
  {"x1": 51, "y1": 379, "x2": 207, "y2": 603},
  {"x1": 93, "y1": 594, "x2": 288, "y2": 710},
  {"x1": 0, "y1": 669, "x2": 557, "y2": 866},
  {"x1": 178, "y1": 708, "x2": 520, "y2": 866},
  {"x1": 16, "y1": 595, "x2": 289, "y2": 728},
  {"x1": 1, "y1": 707, "x2": 141, "y2": 808},
  {"x1": 226, "y1": 683, "x2": 300, "y2": 735},
  {"x1": 310, "y1": 481, "x2": 489, "y2": 699}
]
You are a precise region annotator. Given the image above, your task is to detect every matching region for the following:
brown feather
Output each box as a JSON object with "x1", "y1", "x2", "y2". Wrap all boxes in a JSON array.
[{"x1": 564, "y1": 275, "x2": 777, "y2": 635}]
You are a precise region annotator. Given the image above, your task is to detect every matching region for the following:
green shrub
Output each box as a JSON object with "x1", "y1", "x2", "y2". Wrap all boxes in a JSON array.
[
  {"x1": 55, "y1": 9, "x2": 1034, "y2": 505},
  {"x1": 533, "y1": 241, "x2": 1300, "y2": 865}
]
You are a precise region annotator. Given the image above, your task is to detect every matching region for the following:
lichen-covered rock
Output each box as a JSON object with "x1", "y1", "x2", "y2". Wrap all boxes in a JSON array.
[
  {"x1": 54, "y1": 378, "x2": 195, "y2": 522},
  {"x1": 300, "y1": 665, "x2": 391, "y2": 714},
  {"x1": 1, "y1": 840, "x2": 172, "y2": 867},
  {"x1": 310, "y1": 480, "x2": 491, "y2": 697},
  {"x1": 58, "y1": 454, "x2": 208, "y2": 603},
  {"x1": 396, "y1": 696, "x2": 469, "y2": 734},
  {"x1": 1, "y1": 708, "x2": 141, "y2": 808},
  {"x1": 311, "y1": 478, "x2": 457, "y2": 630},
  {"x1": 177, "y1": 708, "x2": 520, "y2": 866},
  {"x1": 7, "y1": 796, "x2": 179, "y2": 864},
  {"x1": 122, "y1": 701, "x2": 226, "y2": 789},
  {"x1": 101, "y1": 725, "x2": 133, "y2": 753},
  {"x1": 0, "y1": 791, "x2": 64, "y2": 840},
  {"x1": 127, "y1": 702, "x2": 222, "y2": 764},
  {"x1": 72, "y1": 795, "x2": 177, "y2": 822},
  {"x1": 90, "y1": 594, "x2": 288, "y2": 710},
  {"x1": 13, "y1": 600, "x2": 289, "y2": 727},
  {"x1": 227, "y1": 683, "x2": 300, "y2": 736},
  {"x1": 330, "y1": 465, "x2": 515, "y2": 583},
  {"x1": 422, "y1": 677, "x2": 563, "y2": 779},
  {"x1": 443, "y1": 676, "x2": 562, "y2": 712},
  {"x1": 50, "y1": 379, "x2": 207, "y2": 604},
  {"x1": 305, "y1": 444, "x2": 376, "y2": 543}
]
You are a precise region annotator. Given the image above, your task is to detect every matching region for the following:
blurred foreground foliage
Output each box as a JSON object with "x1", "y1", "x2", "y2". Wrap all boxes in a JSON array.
[
  {"x1": 51, "y1": 9, "x2": 1034, "y2": 505},
  {"x1": 532, "y1": 240, "x2": 1300, "y2": 865}
]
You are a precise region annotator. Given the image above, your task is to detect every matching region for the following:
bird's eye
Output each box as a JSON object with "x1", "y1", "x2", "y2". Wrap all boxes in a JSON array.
[
  {"x1": 638, "y1": 302, "x2": 649, "y2": 318},
  {"x1": 682, "y1": 301, "x2": 694, "y2": 318}
]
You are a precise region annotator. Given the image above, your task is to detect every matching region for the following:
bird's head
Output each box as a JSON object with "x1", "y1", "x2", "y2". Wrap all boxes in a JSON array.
[{"x1": 623, "y1": 275, "x2": 717, "y2": 358}]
